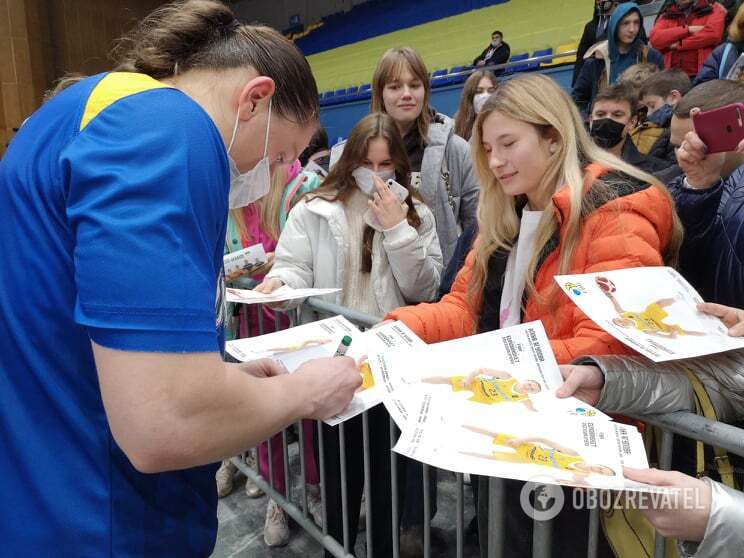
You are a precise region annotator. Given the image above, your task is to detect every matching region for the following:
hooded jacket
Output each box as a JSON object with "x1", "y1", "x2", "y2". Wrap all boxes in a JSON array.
[
  {"x1": 572, "y1": 3, "x2": 664, "y2": 114},
  {"x1": 650, "y1": 0, "x2": 726, "y2": 78},
  {"x1": 386, "y1": 164, "x2": 676, "y2": 364}
]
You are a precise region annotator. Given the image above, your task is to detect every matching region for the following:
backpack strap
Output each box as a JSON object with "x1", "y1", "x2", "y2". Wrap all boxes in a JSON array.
[
  {"x1": 720, "y1": 43, "x2": 734, "y2": 79},
  {"x1": 682, "y1": 367, "x2": 737, "y2": 489}
]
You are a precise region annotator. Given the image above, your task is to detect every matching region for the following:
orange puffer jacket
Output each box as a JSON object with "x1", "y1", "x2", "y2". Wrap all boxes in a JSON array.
[{"x1": 386, "y1": 164, "x2": 676, "y2": 364}]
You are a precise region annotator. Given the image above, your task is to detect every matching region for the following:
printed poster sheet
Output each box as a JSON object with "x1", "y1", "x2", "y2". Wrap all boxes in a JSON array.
[
  {"x1": 224, "y1": 316, "x2": 359, "y2": 372},
  {"x1": 370, "y1": 321, "x2": 608, "y2": 428},
  {"x1": 226, "y1": 285, "x2": 341, "y2": 305},
  {"x1": 223, "y1": 243, "x2": 267, "y2": 276},
  {"x1": 394, "y1": 392, "x2": 658, "y2": 492},
  {"x1": 325, "y1": 321, "x2": 425, "y2": 426},
  {"x1": 555, "y1": 267, "x2": 744, "y2": 362}
]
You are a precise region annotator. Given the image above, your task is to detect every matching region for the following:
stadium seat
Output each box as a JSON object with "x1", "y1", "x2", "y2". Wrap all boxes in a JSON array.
[
  {"x1": 530, "y1": 48, "x2": 553, "y2": 70},
  {"x1": 430, "y1": 68, "x2": 448, "y2": 87},
  {"x1": 447, "y1": 65, "x2": 470, "y2": 84},
  {"x1": 544, "y1": 42, "x2": 578, "y2": 66},
  {"x1": 506, "y1": 52, "x2": 529, "y2": 73}
]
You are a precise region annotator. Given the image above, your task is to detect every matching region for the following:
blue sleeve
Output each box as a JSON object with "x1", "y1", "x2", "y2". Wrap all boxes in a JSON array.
[
  {"x1": 667, "y1": 173, "x2": 724, "y2": 247},
  {"x1": 438, "y1": 224, "x2": 477, "y2": 300},
  {"x1": 62, "y1": 89, "x2": 229, "y2": 353},
  {"x1": 694, "y1": 45, "x2": 722, "y2": 85},
  {"x1": 572, "y1": 59, "x2": 596, "y2": 116}
]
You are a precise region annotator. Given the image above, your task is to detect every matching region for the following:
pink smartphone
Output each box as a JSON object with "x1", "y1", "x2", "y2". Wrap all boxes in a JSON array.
[{"x1": 692, "y1": 102, "x2": 744, "y2": 154}]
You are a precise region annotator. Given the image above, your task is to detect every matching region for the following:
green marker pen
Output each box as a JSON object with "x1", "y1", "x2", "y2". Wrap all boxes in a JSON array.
[{"x1": 334, "y1": 335, "x2": 352, "y2": 357}]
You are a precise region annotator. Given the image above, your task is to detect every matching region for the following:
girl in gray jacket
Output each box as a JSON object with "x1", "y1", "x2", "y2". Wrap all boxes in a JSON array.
[{"x1": 558, "y1": 301, "x2": 744, "y2": 558}]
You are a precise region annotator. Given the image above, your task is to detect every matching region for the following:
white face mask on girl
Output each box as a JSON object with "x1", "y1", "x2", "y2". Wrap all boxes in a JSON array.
[
  {"x1": 473, "y1": 92, "x2": 491, "y2": 114},
  {"x1": 351, "y1": 166, "x2": 396, "y2": 196},
  {"x1": 227, "y1": 98, "x2": 272, "y2": 209}
]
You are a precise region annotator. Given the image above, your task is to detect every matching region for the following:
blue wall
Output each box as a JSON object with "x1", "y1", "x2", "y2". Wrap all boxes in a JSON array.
[{"x1": 320, "y1": 65, "x2": 575, "y2": 143}]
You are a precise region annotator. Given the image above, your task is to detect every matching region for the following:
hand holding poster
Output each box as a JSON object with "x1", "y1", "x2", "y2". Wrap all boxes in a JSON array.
[
  {"x1": 225, "y1": 315, "x2": 359, "y2": 372},
  {"x1": 226, "y1": 285, "x2": 341, "y2": 305},
  {"x1": 555, "y1": 267, "x2": 744, "y2": 361}
]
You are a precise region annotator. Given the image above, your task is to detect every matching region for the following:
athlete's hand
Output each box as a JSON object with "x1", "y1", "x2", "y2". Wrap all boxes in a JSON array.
[
  {"x1": 557, "y1": 364, "x2": 604, "y2": 406},
  {"x1": 623, "y1": 467, "x2": 711, "y2": 542},
  {"x1": 293, "y1": 356, "x2": 362, "y2": 420},
  {"x1": 698, "y1": 302, "x2": 744, "y2": 336},
  {"x1": 233, "y1": 358, "x2": 286, "y2": 378}
]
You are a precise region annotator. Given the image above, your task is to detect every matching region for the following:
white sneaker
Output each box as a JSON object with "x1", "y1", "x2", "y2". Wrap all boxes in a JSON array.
[
  {"x1": 216, "y1": 459, "x2": 237, "y2": 498},
  {"x1": 306, "y1": 484, "x2": 323, "y2": 527},
  {"x1": 264, "y1": 499, "x2": 290, "y2": 547}
]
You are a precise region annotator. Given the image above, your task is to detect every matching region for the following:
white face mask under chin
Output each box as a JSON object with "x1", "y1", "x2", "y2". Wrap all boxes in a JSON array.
[
  {"x1": 227, "y1": 98, "x2": 272, "y2": 209},
  {"x1": 351, "y1": 166, "x2": 396, "y2": 196},
  {"x1": 473, "y1": 92, "x2": 491, "y2": 114}
]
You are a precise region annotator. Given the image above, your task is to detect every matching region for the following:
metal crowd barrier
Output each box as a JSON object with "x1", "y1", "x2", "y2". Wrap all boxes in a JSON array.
[{"x1": 225, "y1": 297, "x2": 744, "y2": 558}]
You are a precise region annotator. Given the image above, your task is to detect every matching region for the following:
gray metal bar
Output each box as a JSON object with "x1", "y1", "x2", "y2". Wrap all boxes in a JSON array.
[
  {"x1": 423, "y1": 464, "x2": 431, "y2": 558},
  {"x1": 298, "y1": 421, "x2": 308, "y2": 516},
  {"x1": 488, "y1": 477, "x2": 506, "y2": 558},
  {"x1": 654, "y1": 429, "x2": 675, "y2": 558},
  {"x1": 456, "y1": 473, "x2": 464, "y2": 558},
  {"x1": 267, "y1": 436, "x2": 274, "y2": 490},
  {"x1": 633, "y1": 411, "x2": 744, "y2": 458},
  {"x1": 533, "y1": 505, "x2": 553, "y2": 558},
  {"x1": 362, "y1": 411, "x2": 373, "y2": 558},
  {"x1": 231, "y1": 456, "x2": 355, "y2": 558},
  {"x1": 282, "y1": 429, "x2": 290, "y2": 500},
  {"x1": 587, "y1": 503, "x2": 600, "y2": 558},
  {"x1": 305, "y1": 298, "x2": 381, "y2": 328},
  {"x1": 390, "y1": 417, "x2": 400, "y2": 558},
  {"x1": 339, "y1": 422, "x2": 350, "y2": 553},
  {"x1": 318, "y1": 421, "x2": 329, "y2": 535}
]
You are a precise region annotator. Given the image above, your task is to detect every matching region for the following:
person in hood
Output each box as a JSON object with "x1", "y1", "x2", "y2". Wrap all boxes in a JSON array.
[
  {"x1": 473, "y1": 30, "x2": 511, "y2": 68},
  {"x1": 573, "y1": 2, "x2": 664, "y2": 115},
  {"x1": 650, "y1": 0, "x2": 726, "y2": 78},
  {"x1": 589, "y1": 82, "x2": 669, "y2": 176}
]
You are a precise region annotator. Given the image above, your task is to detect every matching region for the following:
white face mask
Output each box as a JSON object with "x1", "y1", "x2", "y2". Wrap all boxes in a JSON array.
[
  {"x1": 473, "y1": 92, "x2": 491, "y2": 114},
  {"x1": 351, "y1": 166, "x2": 396, "y2": 196},
  {"x1": 227, "y1": 98, "x2": 272, "y2": 209}
]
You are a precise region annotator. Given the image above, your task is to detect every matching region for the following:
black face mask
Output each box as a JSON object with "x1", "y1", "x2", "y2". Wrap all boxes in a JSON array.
[{"x1": 590, "y1": 118, "x2": 626, "y2": 148}]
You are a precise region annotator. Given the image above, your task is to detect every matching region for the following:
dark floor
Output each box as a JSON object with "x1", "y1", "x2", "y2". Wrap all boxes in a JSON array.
[{"x1": 211, "y1": 444, "x2": 481, "y2": 558}]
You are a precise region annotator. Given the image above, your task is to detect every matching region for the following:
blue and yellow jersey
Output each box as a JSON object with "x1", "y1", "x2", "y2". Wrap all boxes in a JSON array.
[{"x1": 0, "y1": 72, "x2": 229, "y2": 556}]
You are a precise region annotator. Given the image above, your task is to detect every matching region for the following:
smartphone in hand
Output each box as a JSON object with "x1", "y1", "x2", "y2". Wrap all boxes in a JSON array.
[{"x1": 692, "y1": 103, "x2": 744, "y2": 154}]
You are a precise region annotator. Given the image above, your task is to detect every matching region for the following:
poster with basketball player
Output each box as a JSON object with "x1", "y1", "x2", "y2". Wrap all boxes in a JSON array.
[
  {"x1": 324, "y1": 321, "x2": 425, "y2": 426},
  {"x1": 369, "y1": 321, "x2": 609, "y2": 428},
  {"x1": 394, "y1": 392, "x2": 661, "y2": 492},
  {"x1": 224, "y1": 315, "x2": 360, "y2": 371},
  {"x1": 555, "y1": 267, "x2": 744, "y2": 362}
]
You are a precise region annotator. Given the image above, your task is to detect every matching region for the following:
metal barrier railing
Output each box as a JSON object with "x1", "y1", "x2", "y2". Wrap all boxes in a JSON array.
[{"x1": 224, "y1": 297, "x2": 744, "y2": 558}]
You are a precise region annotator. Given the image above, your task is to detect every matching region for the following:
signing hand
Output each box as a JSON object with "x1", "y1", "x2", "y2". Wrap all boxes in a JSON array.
[
  {"x1": 233, "y1": 358, "x2": 287, "y2": 378},
  {"x1": 698, "y1": 302, "x2": 744, "y2": 336},
  {"x1": 293, "y1": 356, "x2": 362, "y2": 420},
  {"x1": 676, "y1": 127, "x2": 725, "y2": 189},
  {"x1": 623, "y1": 467, "x2": 711, "y2": 543},
  {"x1": 369, "y1": 175, "x2": 408, "y2": 231},
  {"x1": 557, "y1": 364, "x2": 604, "y2": 406}
]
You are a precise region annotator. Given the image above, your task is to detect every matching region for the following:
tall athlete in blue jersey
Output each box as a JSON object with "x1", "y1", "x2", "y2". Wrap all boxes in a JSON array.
[{"x1": 0, "y1": 1, "x2": 360, "y2": 555}]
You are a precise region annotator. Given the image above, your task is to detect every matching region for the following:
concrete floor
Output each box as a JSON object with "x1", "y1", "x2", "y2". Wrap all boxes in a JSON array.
[{"x1": 211, "y1": 444, "x2": 481, "y2": 558}]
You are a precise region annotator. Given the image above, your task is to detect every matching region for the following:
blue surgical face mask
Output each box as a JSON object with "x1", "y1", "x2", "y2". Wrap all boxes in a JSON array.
[
  {"x1": 226, "y1": 98, "x2": 272, "y2": 208},
  {"x1": 647, "y1": 103, "x2": 674, "y2": 126}
]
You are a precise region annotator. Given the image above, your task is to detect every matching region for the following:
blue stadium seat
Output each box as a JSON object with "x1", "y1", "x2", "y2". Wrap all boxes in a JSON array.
[
  {"x1": 447, "y1": 65, "x2": 470, "y2": 84},
  {"x1": 334, "y1": 88, "x2": 348, "y2": 97},
  {"x1": 430, "y1": 68, "x2": 448, "y2": 88},
  {"x1": 506, "y1": 52, "x2": 529, "y2": 73},
  {"x1": 530, "y1": 48, "x2": 553, "y2": 70}
]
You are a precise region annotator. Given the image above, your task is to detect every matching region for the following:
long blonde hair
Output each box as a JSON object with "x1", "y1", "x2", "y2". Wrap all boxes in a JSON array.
[
  {"x1": 229, "y1": 165, "x2": 287, "y2": 244},
  {"x1": 469, "y1": 74, "x2": 682, "y2": 307}
]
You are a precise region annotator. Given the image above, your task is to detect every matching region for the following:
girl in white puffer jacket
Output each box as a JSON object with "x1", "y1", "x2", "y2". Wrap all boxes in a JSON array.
[
  {"x1": 255, "y1": 112, "x2": 442, "y2": 557},
  {"x1": 257, "y1": 111, "x2": 442, "y2": 319}
]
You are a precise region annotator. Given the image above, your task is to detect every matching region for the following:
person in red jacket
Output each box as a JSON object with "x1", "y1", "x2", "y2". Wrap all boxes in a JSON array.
[{"x1": 650, "y1": 0, "x2": 726, "y2": 77}]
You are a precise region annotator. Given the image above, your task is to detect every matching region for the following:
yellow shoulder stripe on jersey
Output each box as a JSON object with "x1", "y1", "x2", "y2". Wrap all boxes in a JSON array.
[{"x1": 80, "y1": 72, "x2": 173, "y2": 132}]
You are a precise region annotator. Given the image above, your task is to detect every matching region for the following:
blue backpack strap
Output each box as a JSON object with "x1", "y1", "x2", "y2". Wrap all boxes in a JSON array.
[{"x1": 720, "y1": 42, "x2": 734, "y2": 79}]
